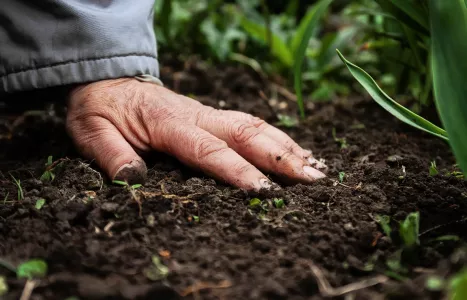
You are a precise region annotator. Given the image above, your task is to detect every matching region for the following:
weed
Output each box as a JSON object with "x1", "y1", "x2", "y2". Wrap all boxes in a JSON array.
[
  {"x1": 332, "y1": 128, "x2": 348, "y2": 149},
  {"x1": 35, "y1": 199, "x2": 46, "y2": 210},
  {"x1": 338, "y1": 172, "x2": 345, "y2": 183},
  {"x1": 248, "y1": 198, "x2": 262, "y2": 207},
  {"x1": 9, "y1": 174, "x2": 23, "y2": 201},
  {"x1": 429, "y1": 161, "x2": 439, "y2": 176},
  {"x1": 400, "y1": 212, "x2": 420, "y2": 248}
]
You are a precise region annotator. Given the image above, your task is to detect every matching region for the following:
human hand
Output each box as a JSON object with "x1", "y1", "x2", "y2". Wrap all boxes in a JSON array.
[{"x1": 66, "y1": 78, "x2": 327, "y2": 190}]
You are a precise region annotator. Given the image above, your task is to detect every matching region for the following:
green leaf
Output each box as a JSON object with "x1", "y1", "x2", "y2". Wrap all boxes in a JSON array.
[
  {"x1": 375, "y1": 215, "x2": 392, "y2": 240},
  {"x1": 294, "y1": 0, "x2": 333, "y2": 119},
  {"x1": 240, "y1": 18, "x2": 293, "y2": 67},
  {"x1": 249, "y1": 198, "x2": 262, "y2": 207},
  {"x1": 430, "y1": 0, "x2": 467, "y2": 175},
  {"x1": 35, "y1": 198, "x2": 46, "y2": 210},
  {"x1": 192, "y1": 215, "x2": 200, "y2": 222},
  {"x1": 336, "y1": 50, "x2": 448, "y2": 141},
  {"x1": 338, "y1": 172, "x2": 345, "y2": 183},
  {"x1": 433, "y1": 235, "x2": 460, "y2": 242},
  {"x1": 273, "y1": 198, "x2": 285, "y2": 209},
  {"x1": 17, "y1": 259, "x2": 48, "y2": 279},
  {"x1": 131, "y1": 184, "x2": 142, "y2": 190},
  {"x1": 112, "y1": 180, "x2": 128, "y2": 186},
  {"x1": 0, "y1": 276, "x2": 7, "y2": 296},
  {"x1": 450, "y1": 268, "x2": 467, "y2": 300},
  {"x1": 399, "y1": 212, "x2": 420, "y2": 248}
]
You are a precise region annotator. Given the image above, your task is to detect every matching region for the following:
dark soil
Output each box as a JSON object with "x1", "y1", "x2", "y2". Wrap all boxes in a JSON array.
[{"x1": 1, "y1": 60, "x2": 467, "y2": 300}]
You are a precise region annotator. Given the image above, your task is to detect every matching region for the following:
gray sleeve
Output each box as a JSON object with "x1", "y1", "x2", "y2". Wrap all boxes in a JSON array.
[{"x1": 0, "y1": 0, "x2": 160, "y2": 93}]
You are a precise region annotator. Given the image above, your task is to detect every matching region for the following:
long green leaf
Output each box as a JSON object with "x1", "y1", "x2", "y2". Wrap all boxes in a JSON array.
[
  {"x1": 240, "y1": 18, "x2": 293, "y2": 67},
  {"x1": 389, "y1": 0, "x2": 429, "y2": 30},
  {"x1": 293, "y1": 0, "x2": 333, "y2": 119},
  {"x1": 430, "y1": 0, "x2": 467, "y2": 174},
  {"x1": 336, "y1": 49, "x2": 448, "y2": 140}
]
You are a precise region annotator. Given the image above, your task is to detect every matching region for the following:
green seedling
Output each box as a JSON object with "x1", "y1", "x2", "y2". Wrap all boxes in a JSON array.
[
  {"x1": 3, "y1": 192, "x2": 8, "y2": 205},
  {"x1": 375, "y1": 215, "x2": 392, "y2": 241},
  {"x1": 0, "y1": 276, "x2": 7, "y2": 296},
  {"x1": 338, "y1": 172, "x2": 345, "y2": 183},
  {"x1": 429, "y1": 161, "x2": 439, "y2": 176},
  {"x1": 273, "y1": 198, "x2": 285, "y2": 209},
  {"x1": 247, "y1": 198, "x2": 270, "y2": 220},
  {"x1": 10, "y1": 175, "x2": 23, "y2": 201},
  {"x1": 400, "y1": 212, "x2": 420, "y2": 248},
  {"x1": 40, "y1": 156, "x2": 55, "y2": 182},
  {"x1": 113, "y1": 180, "x2": 143, "y2": 216},
  {"x1": 35, "y1": 199, "x2": 46, "y2": 210},
  {"x1": 192, "y1": 215, "x2": 200, "y2": 223},
  {"x1": 144, "y1": 255, "x2": 169, "y2": 281},
  {"x1": 332, "y1": 128, "x2": 348, "y2": 149},
  {"x1": 112, "y1": 180, "x2": 142, "y2": 190},
  {"x1": 16, "y1": 259, "x2": 47, "y2": 280}
]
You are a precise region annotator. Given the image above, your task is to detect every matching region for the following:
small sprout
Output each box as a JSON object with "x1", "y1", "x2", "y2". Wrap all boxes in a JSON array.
[
  {"x1": 276, "y1": 114, "x2": 298, "y2": 128},
  {"x1": 375, "y1": 215, "x2": 392, "y2": 240},
  {"x1": 17, "y1": 259, "x2": 48, "y2": 279},
  {"x1": 35, "y1": 198, "x2": 46, "y2": 210},
  {"x1": 273, "y1": 198, "x2": 285, "y2": 209},
  {"x1": 192, "y1": 215, "x2": 200, "y2": 223},
  {"x1": 143, "y1": 255, "x2": 169, "y2": 281},
  {"x1": 131, "y1": 184, "x2": 142, "y2": 189},
  {"x1": 248, "y1": 198, "x2": 262, "y2": 207},
  {"x1": 449, "y1": 268, "x2": 467, "y2": 300},
  {"x1": 0, "y1": 276, "x2": 7, "y2": 296},
  {"x1": 425, "y1": 276, "x2": 445, "y2": 291},
  {"x1": 10, "y1": 175, "x2": 23, "y2": 201},
  {"x1": 429, "y1": 161, "x2": 439, "y2": 176},
  {"x1": 332, "y1": 128, "x2": 348, "y2": 149},
  {"x1": 400, "y1": 212, "x2": 420, "y2": 248},
  {"x1": 40, "y1": 156, "x2": 55, "y2": 182},
  {"x1": 338, "y1": 172, "x2": 345, "y2": 183}
]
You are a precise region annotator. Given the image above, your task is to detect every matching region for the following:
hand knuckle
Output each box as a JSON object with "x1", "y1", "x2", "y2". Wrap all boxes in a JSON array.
[
  {"x1": 232, "y1": 162, "x2": 254, "y2": 177},
  {"x1": 230, "y1": 121, "x2": 259, "y2": 144},
  {"x1": 195, "y1": 136, "x2": 228, "y2": 161}
]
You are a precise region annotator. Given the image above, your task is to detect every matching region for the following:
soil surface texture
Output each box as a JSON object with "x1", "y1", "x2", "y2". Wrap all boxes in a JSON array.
[{"x1": 1, "y1": 60, "x2": 467, "y2": 300}]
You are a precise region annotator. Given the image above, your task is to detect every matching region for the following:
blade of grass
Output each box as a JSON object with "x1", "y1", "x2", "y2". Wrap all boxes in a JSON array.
[
  {"x1": 389, "y1": 0, "x2": 429, "y2": 30},
  {"x1": 336, "y1": 49, "x2": 448, "y2": 140},
  {"x1": 293, "y1": 0, "x2": 333, "y2": 119},
  {"x1": 430, "y1": 0, "x2": 467, "y2": 175},
  {"x1": 240, "y1": 18, "x2": 293, "y2": 67}
]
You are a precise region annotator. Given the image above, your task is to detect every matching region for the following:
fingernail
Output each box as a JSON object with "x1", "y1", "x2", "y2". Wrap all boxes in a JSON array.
[
  {"x1": 114, "y1": 160, "x2": 147, "y2": 185},
  {"x1": 303, "y1": 166, "x2": 326, "y2": 180},
  {"x1": 308, "y1": 157, "x2": 328, "y2": 171}
]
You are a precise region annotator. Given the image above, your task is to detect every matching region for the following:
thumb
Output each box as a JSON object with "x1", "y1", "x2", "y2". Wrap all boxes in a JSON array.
[{"x1": 67, "y1": 118, "x2": 147, "y2": 185}]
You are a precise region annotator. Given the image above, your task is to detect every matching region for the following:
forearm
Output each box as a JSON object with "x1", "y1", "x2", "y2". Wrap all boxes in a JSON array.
[{"x1": 0, "y1": 0, "x2": 159, "y2": 93}]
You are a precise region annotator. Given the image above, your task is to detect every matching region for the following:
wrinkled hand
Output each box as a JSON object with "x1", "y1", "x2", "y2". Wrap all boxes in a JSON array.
[{"x1": 66, "y1": 78, "x2": 327, "y2": 190}]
